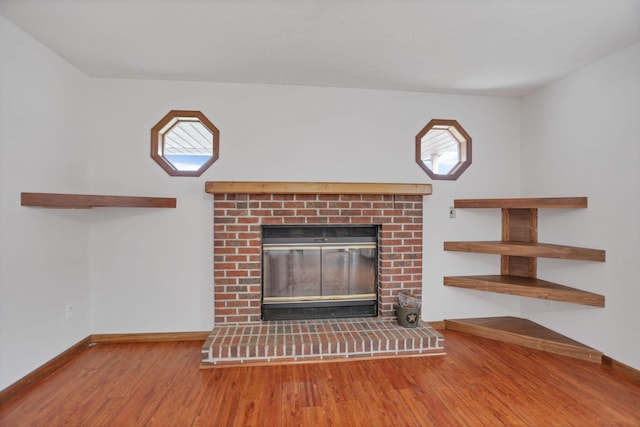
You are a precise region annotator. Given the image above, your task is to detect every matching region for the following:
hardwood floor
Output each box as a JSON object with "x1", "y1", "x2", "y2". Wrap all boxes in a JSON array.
[{"x1": 1, "y1": 330, "x2": 639, "y2": 426}]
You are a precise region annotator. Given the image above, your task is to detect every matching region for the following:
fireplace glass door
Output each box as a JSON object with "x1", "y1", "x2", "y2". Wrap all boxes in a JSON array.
[
  {"x1": 263, "y1": 247, "x2": 322, "y2": 298},
  {"x1": 321, "y1": 247, "x2": 376, "y2": 296},
  {"x1": 262, "y1": 226, "x2": 378, "y2": 320}
]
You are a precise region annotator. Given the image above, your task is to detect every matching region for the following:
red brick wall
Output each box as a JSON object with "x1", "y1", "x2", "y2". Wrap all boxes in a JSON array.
[{"x1": 213, "y1": 193, "x2": 423, "y2": 324}]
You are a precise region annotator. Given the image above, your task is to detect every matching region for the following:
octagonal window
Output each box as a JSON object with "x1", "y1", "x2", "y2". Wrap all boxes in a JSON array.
[
  {"x1": 415, "y1": 119, "x2": 471, "y2": 180},
  {"x1": 151, "y1": 110, "x2": 219, "y2": 177}
]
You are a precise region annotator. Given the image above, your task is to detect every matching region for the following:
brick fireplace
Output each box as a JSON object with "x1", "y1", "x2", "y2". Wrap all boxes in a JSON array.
[
  {"x1": 201, "y1": 182, "x2": 445, "y2": 366},
  {"x1": 207, "y1": 182, "x2": 432, "y2": 324}
]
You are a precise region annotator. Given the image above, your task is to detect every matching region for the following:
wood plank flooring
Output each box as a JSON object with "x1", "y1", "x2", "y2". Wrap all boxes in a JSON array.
[{"x1": 1, "y1": 330, "x2": 639, "y2": 426}]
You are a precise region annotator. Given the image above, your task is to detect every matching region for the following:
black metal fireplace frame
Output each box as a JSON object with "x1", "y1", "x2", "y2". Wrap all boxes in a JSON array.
[{"x1": 261, "y1": 225, "x2": 379, "y2": 321}]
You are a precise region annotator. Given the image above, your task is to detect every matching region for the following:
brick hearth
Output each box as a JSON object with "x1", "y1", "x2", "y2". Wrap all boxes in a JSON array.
[{"x1": 201, "y1": 318, "x2": 444, "y2": 366}]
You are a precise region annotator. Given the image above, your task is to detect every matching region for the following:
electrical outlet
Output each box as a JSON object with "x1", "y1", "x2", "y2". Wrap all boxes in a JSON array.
[
  {"x1": 65, "y1": 304, "x2": 73, "y2": 320},
  {"x1": 449, "y1": 207, "x2": 456, "y2": 219}
]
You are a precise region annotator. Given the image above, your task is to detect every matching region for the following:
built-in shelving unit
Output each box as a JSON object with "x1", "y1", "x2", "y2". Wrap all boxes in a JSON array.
[
  {"x1": 21, "y1": 192, "x2": 177, "y2": 209},
  {"x1": 443, "y1": 197, "x2": 607, "y2": 361},
  {"x1": 444, "y1": 197, "x2": 605, "y2": 306}
]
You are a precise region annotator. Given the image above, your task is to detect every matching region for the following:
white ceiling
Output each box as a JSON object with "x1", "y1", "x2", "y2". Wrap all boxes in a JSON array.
[{"x1": 1, "y1": 0, "x2": 639, "y2": 97}]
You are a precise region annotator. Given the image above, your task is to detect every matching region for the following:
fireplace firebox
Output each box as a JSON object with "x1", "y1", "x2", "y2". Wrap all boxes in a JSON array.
[{"x1": 261, "y1": 225, "x2": 378, "y2": 320}]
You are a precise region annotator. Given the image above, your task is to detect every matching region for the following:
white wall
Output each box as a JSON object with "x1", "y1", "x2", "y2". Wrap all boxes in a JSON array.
[
  {"x1": 0, "y1": 16, "x2": 92, "y2": 389},
  {"x1": 521, "y1": 43, "x2": 640, "y2": 369},
  {"x1": 1, "y1": 13, "x2": 524, "y2": 389},
  {"x1": 88, "y1": 79, "x2": 521, "y2": 332}
]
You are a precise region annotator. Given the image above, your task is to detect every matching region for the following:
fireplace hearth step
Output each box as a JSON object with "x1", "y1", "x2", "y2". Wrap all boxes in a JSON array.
[{"x1": 200, "y1": 318, "x2": 445, "y2": 367}]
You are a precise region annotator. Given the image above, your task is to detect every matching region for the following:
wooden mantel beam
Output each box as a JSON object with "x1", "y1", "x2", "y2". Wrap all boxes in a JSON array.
[{"x1": 205, "y1": 181, "x2": 432, "y2": 195}]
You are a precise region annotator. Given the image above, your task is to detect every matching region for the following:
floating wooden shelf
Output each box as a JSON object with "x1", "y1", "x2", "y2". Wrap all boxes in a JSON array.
[
  {"x1": 21, "y1": 192, "x2": 177, "y2": 209},
  {"x1": 443, "y1": 275, "x2": 604, "y2": 307},
  {"x1": 443, "y1": 241, "x2": 605, "y2": 262},
  {"x1": 444, "y1": 317, "x2": 602, "y2": 363},
  {"x1": 444, "y1": 197, "x2": 605, "y2": 307},
  {"x1": 453, "y1": 197, "x2": 587, "y2": 209},
  {"x1": 205, "y1": 181, "x2": 432, "y2": 195}
]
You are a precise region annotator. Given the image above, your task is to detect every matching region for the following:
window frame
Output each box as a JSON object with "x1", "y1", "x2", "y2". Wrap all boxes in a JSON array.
[
  {"x1": 151, "y1": 110, "x2": 220, "y2": 177},
  {"x1": 415, "y1": 119, "x2": 472, "y2": 181}
]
